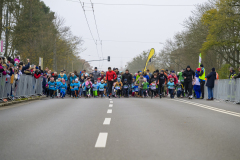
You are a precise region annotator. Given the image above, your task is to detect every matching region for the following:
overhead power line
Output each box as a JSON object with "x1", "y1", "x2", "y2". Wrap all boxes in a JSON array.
[
  {"x1": 84, "y1": 38, "x2": 163, "y2": 44},
  {"x1": 67, "y1": 0, "x2": 195, "y2": 7},
  {"x1": 89, "y1": 0, "x2": 104, "y2": 68},
  {"x1": 78, "y1": 0, "x2": 97, "y2": 46}
]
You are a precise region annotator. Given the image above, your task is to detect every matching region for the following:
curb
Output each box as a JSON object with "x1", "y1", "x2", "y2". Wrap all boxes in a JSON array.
[{"x1": 0, "y1": 96, "x2": 47, "y2": 107}]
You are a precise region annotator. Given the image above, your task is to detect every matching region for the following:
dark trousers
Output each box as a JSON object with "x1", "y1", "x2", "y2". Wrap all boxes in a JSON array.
[
  {"x1": 185, "y1": 81, "x2": 193, "y2": 96},
  {"x1": 158, "y1": 83, "x2": 164, "y2": 95},
  {"x1": 169, "y1": 89, "x2": 174, "y2": 98},
  {"x1": 151, "y1": 90, "x2": 157, "y2": 97},
  {"x1": 177, "y1": 90, "x2": 184, "y2": 97},
  {"x1": 108, "y1": 81, "x2": 114, "y2": 95},
  {"x1": 123, "y1": 88, "x2": 128, "y2": 96},
  {"x1": 143, "y1": 89, "x2": 147, "y2": 97},
  {"x1": 116, "y1": 89, "x2": 121, "y2": 96},
  {"x1": 139, "y1": 89, "x2": 143, "y2": 96},
  {"x1": 200, "y1": 81, "x2": 205, "y2": 98},
  {"x1": 49, "y1": 90, "x2": 54, "y2": 97},
  {"x1": 99, "y1": 91, "x2": 104, "y2": 97}
]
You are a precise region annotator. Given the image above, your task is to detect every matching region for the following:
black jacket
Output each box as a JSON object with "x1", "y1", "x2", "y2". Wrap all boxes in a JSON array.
[
  {"x1": 183, "y1": 68, "x2": 195, "y2": 82},
  {"x1": 122, "y1": 73, "x2": 132, "y2": 85},
  {"x1": 158, "y1": 73, "x2": 167, "y2": 84},
  {"x1": 90, "y1": 77, "x2": 94, "y2": 84},
  {"x1": 206, "y1": 71, "x2": 216, "y2": 88},
  {"x1": 150, "y1": 77, "x2": 158, "y2": 83},
  {"x1": 234, "y1": 72, "x2": 240, "y2": 79},
  {"x1": 229, "y1": 70, "x2": 236, "y2": 79}
]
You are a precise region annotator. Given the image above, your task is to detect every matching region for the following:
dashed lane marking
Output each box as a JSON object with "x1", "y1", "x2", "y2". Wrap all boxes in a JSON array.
[
  {"x1": 107, "y1": 109, "x2": 112, "y2": 114},
  {"x1": 109, "y1": 104, "x2": 113, "y2": 107},
  {"x1": 168, "y1": 99, "x2": 240, "y2": 117},
  {"x1": 95, "y1": 133, "x2": 108, "y2": 148},
  {"x1": 109, "y1": 99, "x2": 112, "y2": 101},
  {"x1": 110, "y1": 101, "x2": 113, "y2": 104},
  {"x1": 103, "y1": 118, "x2": 111, "y2": 125}
]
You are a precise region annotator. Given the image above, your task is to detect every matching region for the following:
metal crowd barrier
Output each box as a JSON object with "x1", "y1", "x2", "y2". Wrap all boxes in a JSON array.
[
  {"x1": 204, "y1": 79, "x2": 240, "y2": 103},
  {"x1": 0, "y1": 73, "x2": 43, "y2": 101}
]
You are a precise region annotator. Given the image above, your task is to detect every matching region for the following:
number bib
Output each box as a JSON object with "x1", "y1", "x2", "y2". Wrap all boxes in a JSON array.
[
  {"x1": 99, "y1": 88, "x2": 104, "y2": 91},
  {"x1": 124, "y1": 85, "x2": 128, "y2": 89}
]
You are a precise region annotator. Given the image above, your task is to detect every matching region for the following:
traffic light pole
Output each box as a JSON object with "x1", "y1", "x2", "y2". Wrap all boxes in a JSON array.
[{"x1": 82, "y1": 59, "x2": 108, "y2": 70}]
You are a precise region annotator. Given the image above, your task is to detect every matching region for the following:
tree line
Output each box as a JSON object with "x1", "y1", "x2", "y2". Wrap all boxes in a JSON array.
[
  {"x1": 126, "y1": 0, "x2": 240, "y2": 79},
  {"x1": 0, "y1": 0, "x2": 92, "y2": 73}
]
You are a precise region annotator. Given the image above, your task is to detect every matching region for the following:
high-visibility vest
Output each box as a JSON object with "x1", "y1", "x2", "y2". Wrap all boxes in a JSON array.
[{"x1": 199, "y1": 68, "x2": 205, "y2": 81}]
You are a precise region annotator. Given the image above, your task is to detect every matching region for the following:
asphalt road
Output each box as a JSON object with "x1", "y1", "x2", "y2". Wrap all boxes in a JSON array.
[{"x1": 0, "y1": 97, "x2": 240, "y2": 160}]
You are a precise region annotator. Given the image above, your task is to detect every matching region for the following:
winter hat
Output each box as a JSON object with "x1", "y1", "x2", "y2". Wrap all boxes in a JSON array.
[
  {"x1": 156, "y1": 69, "x2": 159, "y2": 73},
  {"x1": 124, "y1": 79, "x2": 127, "y2": 81},
  {"x1": 75, "y1": 79, "x2": 78, "y2": 82},
  {"x1": 187, "y1": 65, "x2": 191, "y2": 68},
  {"x1": 197, "y1": 68, "x2": 201, "y2": 72},
  {"x1": 178, "y1": 80, "x2": 180, "y2": 83},
  {"x1": 62, "y1": 80, "x2": 65, "y2": 82},
  {"x1": 212, "y1": 68, "x2": 215, "y2": 71},
  {"x1": 117, "y1": 78, "x2": 120, "y2": 82},
  {"x1": 101, "y1": 79, "x2": 104, "y2": 82},
  {"x1": 172, "y1": 71, "x2": 175, "y2": 73},
  {"x1": 200, "y1": 64, "x2": 204, "y2": 67}
]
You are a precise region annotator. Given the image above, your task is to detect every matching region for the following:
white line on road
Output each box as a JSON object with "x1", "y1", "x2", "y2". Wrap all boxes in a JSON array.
[
  {"x1": 109, "y1": 99, "x2": 112, "y2": 101},
  {"x1": 103, "y1": 118, "x2": 111, "y2": 125},
  {"x1": 169, "y1": 99, "x2": 240, "y2": 117},
  {"x1": 110, "y1": 101, "x2": 113, "y2": 104},
  {"x1": 107, "y1": 109, "x2": 112, "y2": 113},
  {"x1": 95, "y1": 133, "x2": 108, "y2": 148},
  {"x1": 109, "y1": 104, "x2": 113, "y2": 107}
]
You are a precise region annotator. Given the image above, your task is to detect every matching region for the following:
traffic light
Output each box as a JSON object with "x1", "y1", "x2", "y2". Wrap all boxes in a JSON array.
[{"x1": 108, "y1": 56, "x2": 110, "y2": 62}]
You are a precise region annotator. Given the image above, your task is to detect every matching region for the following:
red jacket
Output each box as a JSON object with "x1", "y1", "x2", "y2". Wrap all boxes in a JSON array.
[
  {"x1": 106, "y1": 71, "x2": 117, "y2": 81},
  {"x1": 167, "y1": 75, "x2": 178, "y2": 85},
  {"x1": 34, "y1": 73, "x2": 41, "y2": 79}
]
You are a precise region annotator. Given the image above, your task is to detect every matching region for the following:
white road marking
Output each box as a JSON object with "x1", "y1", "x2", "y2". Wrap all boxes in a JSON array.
[
  {"x1": 109, "y1": 104, "x2": 113, "y2": 107},
  {"x1": 103, "y1": 118, "x2": 111, "y2": 125},
  {"x1": 170, "y1": 99, "x2": 240, "y2": 117},
  {"x1": 107, "y1": 109, "x2": 112, "y2": 113},
  {"x1": 109, "y1": 99, "x2": 112, "y2": 101},
  {"x1": 95, "y1": 133, "x2": 108, "y2": 148},
  {"x1": 110, "y1": 101, "x2": 113, "y2": 104}
]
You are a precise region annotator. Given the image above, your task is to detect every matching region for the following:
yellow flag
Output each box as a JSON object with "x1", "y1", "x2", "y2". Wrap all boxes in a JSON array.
[{"x1": 144, "y1": 48, "x2": 155, "y2": 72}]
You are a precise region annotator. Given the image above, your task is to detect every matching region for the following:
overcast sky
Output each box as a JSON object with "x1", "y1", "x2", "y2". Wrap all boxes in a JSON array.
[{"x1": 42, "y1": 0, "x2": 208, "y2": 71}]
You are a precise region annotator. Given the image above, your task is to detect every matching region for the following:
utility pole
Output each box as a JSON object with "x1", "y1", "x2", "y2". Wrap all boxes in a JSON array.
[
  {"x1": 53, "y1": 38, "x2": 56, "y2": 70},
  {"x1": 4, "y1": 2, "x2": 8, "y2": 57}
]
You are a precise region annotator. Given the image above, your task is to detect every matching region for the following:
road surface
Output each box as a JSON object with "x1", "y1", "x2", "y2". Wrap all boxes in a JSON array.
[{"x1": 0, "y1": 97, "x2": 240, "y2": 160}]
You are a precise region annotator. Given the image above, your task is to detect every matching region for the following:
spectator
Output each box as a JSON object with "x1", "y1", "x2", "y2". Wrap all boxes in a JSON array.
[
  {"x1": 14, "y1": 56, "x2": 20, "y2": 63},
  {"x1": 206, "y1": 68, "x2": 216, "y2": 100},
  {"x1": 0, "y1": 56, "x2": 6, "y2": 75},
  {"x1": 229, "y1": 67, "x2": 236, "y2": 79},
  {"x1": 197, "y1": 64, "x2": 205, "y2": 99},
  {"x1": 22, "y1": 59, "x2": 30, "y2": 73},
  {"x1": 44, "y1": 67, "x2": 49, "y2": 74},
  {"x1": 34, "y1": 69, "x2": 41, "y2": 79},
  {"x1": 233, "y1": 67, "x2": 240, "y2": 79}
]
